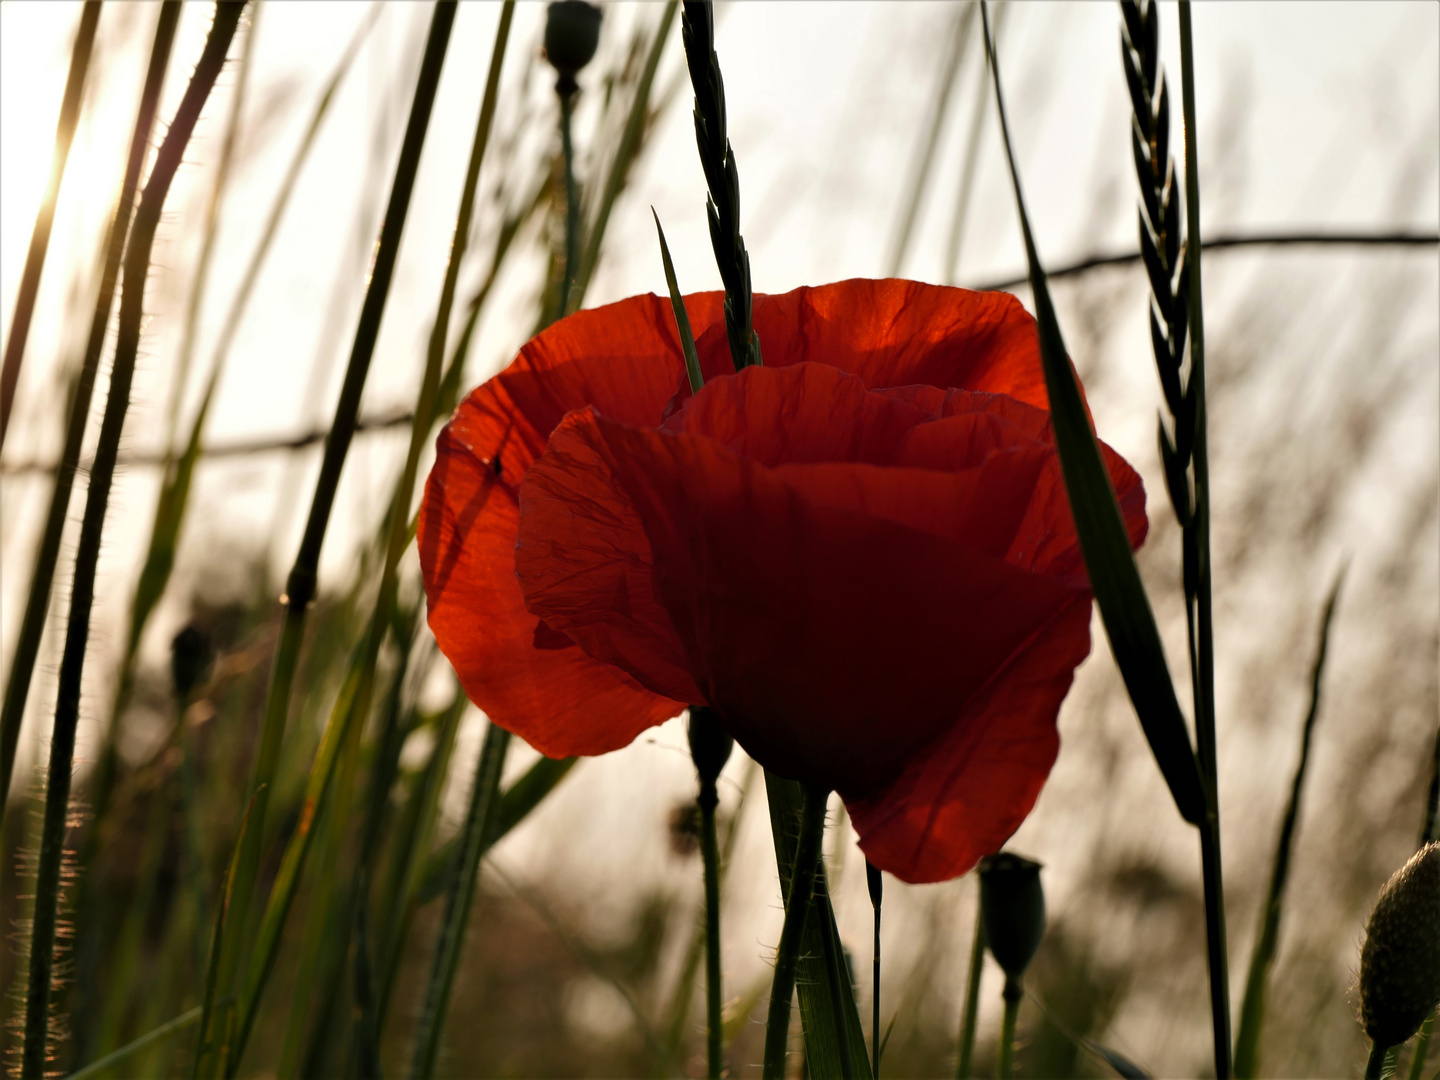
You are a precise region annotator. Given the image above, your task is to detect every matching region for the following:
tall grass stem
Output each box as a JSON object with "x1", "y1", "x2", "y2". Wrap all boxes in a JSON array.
[
  {"x1": 0, "y1": 1, "x2": 179, "y2": 821},
  {"x1": 996, "y1": 983, "x2": 1021, "y2": 1080},
  {"x1": 203, "y1": 3, "x2": 457, "y2": 1048},
  {"x1": 0, "y1": 1, "x2": 100, "y2": 447},
  {"x1": 20, "y1": 9, "x2": 244, "y2": 1076}
]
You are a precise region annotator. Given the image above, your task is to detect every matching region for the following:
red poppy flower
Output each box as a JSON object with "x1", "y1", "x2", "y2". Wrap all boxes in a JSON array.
[{"x1": 418, "y1": 279, "x2": 1146, "y2": 883}]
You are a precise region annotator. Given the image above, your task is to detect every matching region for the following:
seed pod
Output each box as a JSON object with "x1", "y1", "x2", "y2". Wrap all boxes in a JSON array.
[
  {"x1": 1359, "y1": 842, "x2": 1440, "y2": 1052},
  {"x1": 979, "y1": 852, "x2": 1045, "y2": 997},
  {"x1": 171, "y1": 624, "x2": 213, "y2": 703},
  {"x1": 544, "y1": 1, "x2": 601, "y2": 90},
  {"x1": 687, "y1": 706, "x2": 733, "y2": 794}
]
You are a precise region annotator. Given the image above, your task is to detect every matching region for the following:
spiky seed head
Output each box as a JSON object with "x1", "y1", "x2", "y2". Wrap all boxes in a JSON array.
[
  {"x1": 544, "y1": 1, "x2": 601, "y2": 90},
  {"x1": 1359, "y1": 842, "x2": 1440, "y2": 1051},
  {"x1": 979, "y1": 852, "x2": 1046, "y2": 994}
]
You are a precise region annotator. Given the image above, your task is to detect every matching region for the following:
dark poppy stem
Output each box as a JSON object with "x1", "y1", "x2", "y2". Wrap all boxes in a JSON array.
[
  {"x1": 867, "y1": 861, "x2": 883, "y2": 1079},
  {"x1": 558, "y1": 81, "x2": 580, "y2": 317},
  {"x1": 996, "y1": 978, "x2": 1022, "y2": 1080},
  {"x1": 699, "y1": 777, "x2": 723, "y2": 1078},
  {"x1": 762, "y1": 783, "x2": 829, "y2": 1080},
  {"x1": 954, "y1": 893, "x2": 986, "y2": 1079}
]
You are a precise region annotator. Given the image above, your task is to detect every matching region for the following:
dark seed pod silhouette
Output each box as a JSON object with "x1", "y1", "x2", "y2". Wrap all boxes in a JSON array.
[
  {"x1": 171, "y1": 624, "x2": 214, "y2": 702},
  {"x1": 1359, "y1": 842, "x2": 1440, "y2": 1053},
  {"x1": 979, "y1": 852, "x2": 1046, "y2": 998},
  {"x1": 544, "y1": 1, "x2": 601, "y2": 91}
]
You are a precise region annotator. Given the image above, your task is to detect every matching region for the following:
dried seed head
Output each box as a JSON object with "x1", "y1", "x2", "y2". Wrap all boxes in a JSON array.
[
  {"x1": 1359, "y1": 842, "x2": 1440, "y2": 1051},
  {"x1": 979, "y1": 852, "x2": 1046, "y2": 994}
]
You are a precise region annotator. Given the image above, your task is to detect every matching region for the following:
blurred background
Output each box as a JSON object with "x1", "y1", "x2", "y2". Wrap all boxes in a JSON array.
[{"x1": 0, "y1": 2, "x2": 1436, "y2": 1076}]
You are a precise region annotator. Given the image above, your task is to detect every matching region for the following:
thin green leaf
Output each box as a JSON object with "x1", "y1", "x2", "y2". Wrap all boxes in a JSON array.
[
  {"x1": 653, "y1": 209, "x2": 703, "y2": 394},
  {"x1": 765, "y1": 773, "x2": 873, "y2": 1080},
  {"x1": 192, "y1": 784, "x2": 265, "y2": 1080},
  {"x1": 416, "y1": 754, "x2": 579, "y2": 905},
  {"x1": 1234, "y1": 569, "x2": 1344, "y2": 1078},
  {"x1": 66, "y1": 1008, "x2": 202, "y2": 1080},
  {"x1": 980, "y1": 1, "x2": 1204, "y2": 827}
]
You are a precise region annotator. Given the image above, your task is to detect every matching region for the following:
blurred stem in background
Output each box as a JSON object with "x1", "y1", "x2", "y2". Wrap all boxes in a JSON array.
[
  {"x1": 1233, "y1": 571, "x2": 1344, "y2": 1077},
  {"x1": 0, "y1": 0, "x2": 99, "y2": 449},
  {"x1": 0, "y1": 1, "x2": 178, "y2": 824},
  {"x1": 20, "y1": 7, "x2": 245, "y2": 1077},
  {"x1": 193, "y1": 5, "x2": 458, "y2": 1075}
]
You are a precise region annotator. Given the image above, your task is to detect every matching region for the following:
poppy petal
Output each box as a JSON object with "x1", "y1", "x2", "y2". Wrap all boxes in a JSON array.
[
  {"x1": 517, "y1": 366, "x2": 1093, "y2": 802},
  {"x1": 846, "y1": 593, "x2": 1093, "y2": 884},
  {"x1": 416, "y1": 293, "x2": 715, "y2": 757}
]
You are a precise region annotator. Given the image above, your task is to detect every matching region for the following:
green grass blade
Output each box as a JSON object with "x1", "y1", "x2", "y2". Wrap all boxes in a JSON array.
[
  {"x1": 1233, "y1": 570, "x2": 1344, "y2": 1077},
  {"x1": 653, "y1": 209, "x2": 703, "y2": 393},
  {"x1": 20, "y1": 10, "x2": 245, "y2": 1077},
  {"x1": 416, "y1": 754, "x2": 579, "y2": 905},
  {"x1": 191, "y1": 783, "x2": 265, "y2": 1080},
  {"x1": 572, "y1": 0, "x2": 678, "y2": 308},
  {"x1": 764, "y1": 772, "x2": 873, "y2": 1080},
  {"x1": 979, "y1": 2, "x2": 1204, "y2": 828},
  {"x1": 887, "y1": 3, "x2": 974, "y2": 277},
  {"x1": 208, "y1": 3, "x2": 458, "y2": 1047},
  {"x1": 0, "y1": 1, "x2": 179, "y2": 822},
  {"x1": 66, "y1": 1008, "x2": 202, "y2": 1080},
  {"x1": 0, "y1": 0, "x2": 100, "y2": 448},
  {"x1": 408, "y1": 723, "x2": 511, "y2": 1080}
]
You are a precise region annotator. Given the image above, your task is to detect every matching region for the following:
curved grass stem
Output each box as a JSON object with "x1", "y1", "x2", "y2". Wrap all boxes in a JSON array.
[
  {"x1": 19, "y1": 8, "x2": 244, "y2": 1077},
  {"x1": 761, "y1": 783, "x2": 829, "y2": 1079}
]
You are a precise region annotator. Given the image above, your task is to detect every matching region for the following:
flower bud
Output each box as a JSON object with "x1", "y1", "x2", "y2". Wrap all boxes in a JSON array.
[
  {"x1": 979, "y1": 852, "x2": 1045, "y2": 997},
  {"x1": 544, "y1": 1, "x2": 601, "y2": 91},
  {"x1": 1359, "y1": 842, "x2": 1440, "y2": 1051},
  {"x1": 171, "y1": 625, "x2": 213, "y2": 702},
  {"x1": 687, "y1": 706, "x2": 733, "y2": 800}
]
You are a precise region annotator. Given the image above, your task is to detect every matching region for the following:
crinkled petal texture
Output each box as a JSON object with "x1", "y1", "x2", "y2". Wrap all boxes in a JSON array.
[
  {"x1": 418, "y1": 294, "x2": 722, "y2": 756},
  {"x1": 517, "y1": 362, "x2": 1146, "y2": 883},
  {"x1": 421, "y1": 279, "x2": 1147, "y2": 883}
]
